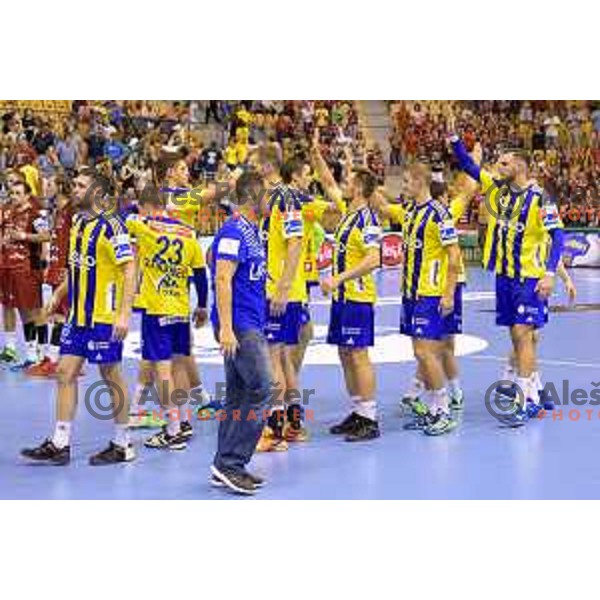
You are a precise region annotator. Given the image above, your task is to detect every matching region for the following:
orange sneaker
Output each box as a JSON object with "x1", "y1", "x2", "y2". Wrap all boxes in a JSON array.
[
  {"x1": 255, "y1": 426, "x2": 288, "y2": 453},
  {"x1": 283, "y1": 421, "x2": 309, "y2": 443},
  {"x1": 25, "y1": 357, "x2": 57, "y2": 377}
]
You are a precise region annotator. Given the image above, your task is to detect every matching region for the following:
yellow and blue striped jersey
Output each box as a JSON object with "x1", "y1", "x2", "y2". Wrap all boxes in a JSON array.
[
  {"x1": 261, "y1": 184, "x2": 307, "y2": 303},
  {"x1": 67, "y1": 212, "x2": 134, "y2": 327},
  {"x1": 477, "y1": 171, "x2": 562, "y2": 279},
  {"x1": 389, "y1": 197, "x2": 466, "y2": 286},
  {"x1": 332, "y1": 206, "x2": 382, "y2": 304},
  {"x1": 127, "y1": 214, "x2": 204, "y2": 318},
  {"x1": 451, "y1": 138, "x2": 563, "y2": 279},
  {"x1": 400, "y1": 199, "x2": 459, "y2": 299}
]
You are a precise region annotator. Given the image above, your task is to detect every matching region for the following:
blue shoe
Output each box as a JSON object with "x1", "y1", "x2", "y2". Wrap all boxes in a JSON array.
[
  {"x1": 526, "y1": 400, "x2": 542, "y2": 419},
  {"x1": 499, "y1": 406, "x2": 529, "y2": 428},
  {"x1": 10, "y1": 359, "x2": 37, "y2": 372},
  {"x1": 539, "y1": 388, "x2": 555, "y2": 410}
]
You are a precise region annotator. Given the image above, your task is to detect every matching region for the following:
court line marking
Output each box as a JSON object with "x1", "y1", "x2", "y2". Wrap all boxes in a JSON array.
[{"x1": 464, "y1": 354, "x2": 600, "y2": 369}]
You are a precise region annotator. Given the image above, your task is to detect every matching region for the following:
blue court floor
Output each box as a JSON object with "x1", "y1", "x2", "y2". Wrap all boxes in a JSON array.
[{"x1": 2, "y1": 267, "x2": 600, "y2": 499}]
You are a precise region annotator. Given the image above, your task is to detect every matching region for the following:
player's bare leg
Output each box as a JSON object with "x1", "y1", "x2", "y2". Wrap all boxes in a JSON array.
[
  {"x1": 256, "y1": 345, "x2": 288, "y2": 452},
  {"x1": 88, "y1": 362, "x2": 136, "y2": 464},
  {"x1": 0, "y1": 305, "x2": 19, "y2": 364},
  {"x1": 144, "y1": 360, "x2": 187, "y2": 450},
  {"x1": 331, "y1": 348, "x2": 379, "y2": 442},
  {"x1": 412, "y1": 338, "x2": 456, "y2": 435},
  {"x1": 291, "y1": 320, "x2": 314, "y2": 374},
  {"x1": 441, "y1": 335, "x2": 463, "y2": 410}
]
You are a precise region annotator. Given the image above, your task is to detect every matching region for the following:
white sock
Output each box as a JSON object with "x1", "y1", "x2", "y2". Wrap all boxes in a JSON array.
[
  {"x1": 447, "y1": 378, "x2": 461, "y2": 395},
  {"x1": 48, "y1": 344, "x2": 60, "y2": 363},
  {"x1": 4, "y1": 332, "x2": 17, "y2": 351},
  {"x1": 26, "y1": 340, "x2": 38, "y2": 362},
  {"x1": 113, "y1": 424, "x2": 130, "y2": 448},
  {"x1": 166, "y1": 412, "x2": 181, "y2": 436},
  {"x1": 350, "y1": 395, "x2": 362, "y2": 413},
  {"x1": 501, "y1": 361, "x2": 515, "y2": 383},
  {"x1": 52, "y1": 421, "x2": 72, "y2": 449},
  {"x1": 356, "y1": 399, "x2": 377, "y2": 421},
  {"x1": 515, "y1": 376, "x2": 535, "y2": 405},
  {"x1": 430, "y1": 388, "x2": 449, "y2": 415},
  {"x1": 405, "y1": 376, "x2": 424, "y2": 399},
  {"x1": 532, "y1": 371, "x2": 542, "y2": 393}
]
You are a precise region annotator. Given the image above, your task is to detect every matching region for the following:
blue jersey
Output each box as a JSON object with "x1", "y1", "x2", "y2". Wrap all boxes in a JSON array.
[{"x1": 210, "y1": 214, "x2": 267, "y2": 333}]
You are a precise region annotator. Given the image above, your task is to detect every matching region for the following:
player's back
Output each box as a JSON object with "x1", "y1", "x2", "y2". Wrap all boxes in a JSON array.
[{"x1": 127, "y1": 214, "x2": 204, "y2": 318}]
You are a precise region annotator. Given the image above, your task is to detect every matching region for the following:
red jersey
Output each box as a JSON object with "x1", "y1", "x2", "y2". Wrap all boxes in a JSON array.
[
  {"x1": 0, "y1": 199, "x2": 46, "y2": 273},
  {"x1": 46, "y1": 202, "x2": 73, "y2": 286}
]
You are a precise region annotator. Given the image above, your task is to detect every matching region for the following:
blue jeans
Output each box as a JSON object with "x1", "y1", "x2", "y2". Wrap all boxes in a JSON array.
[{"x1": 213, "y1": 329, "x2": 273, "y2": 474}]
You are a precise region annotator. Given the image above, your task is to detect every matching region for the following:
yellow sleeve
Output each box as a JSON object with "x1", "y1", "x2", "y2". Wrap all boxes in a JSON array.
[
  {"x1": 449, "y1": 195, "x2": 469, "y2": 222},
  {"x1": 190, "y1": 238, "x2": 206, "y2": 269},
  {"x1": 388, "y1": 204, "x2": 404, "y2": 224},
  {"x1": 479, "y1": 169, "x2": 496, "y2": 194},
  {"x1": 303, "y1": 198, "x2": 330, "y2": 224}
]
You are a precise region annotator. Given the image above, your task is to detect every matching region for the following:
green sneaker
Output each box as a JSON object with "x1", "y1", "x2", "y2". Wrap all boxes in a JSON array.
[
  {"x1": 423, "y1": 411, "x2": 457, "y2": 436},
  {"x1": 449, "y1": 388, "x2": 464, "y2": 411},
  {"x1": 0, "y1": 346, "x2": 19, "y2": 364},
  {"x1": 128, "y1": 413, "x2": 168, "y2": 429},
  {"x1": 409, "y1": 398, "x2": 429, "y2": 417}
]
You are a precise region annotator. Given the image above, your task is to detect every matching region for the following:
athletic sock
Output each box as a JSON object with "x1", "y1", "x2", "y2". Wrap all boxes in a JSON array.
[
  {"x1": 350, "y1": 395, "x2": 362, "y2": 413},
  {"x1": 113, "y1": 424, "x2": 130, "y2": 448},
  {"x1": 405, "y1": 376, "x2": 423, "y2": 399},
  {"x1": 23, "y1": 322, "x2": 37, "y2": 362},
  {"x1": 166, "y1": 415, "x2": 181, "y2": 436},
  {"x1": 356, "y1": 399, "x2": 377, "y2": 422},
  {"x1": 515, "y1": 376, "x2": 535, "y2": 405},
  {"x1": 49, "y1": 323, "x2": 63, "y2": 362},
  {"x1": 36, "y1": 325, "x2": 49, "y2": 359},
  {"x1": 532, "y1": 371, "x2": 543, "y2": 394},
  {"x1": 52, "y1": 421, "x2": 72, "y2": 449},
  {"x1": 4, "y1": 331, "x2": 17, "y2": 351},
  {"x1": 501, "y1": 361, "x2": 515, "y2": 383},
  {"x1": 447, "y1": 378, "x2": 461, "y2": 395},
  {"x1": 430, "y1": 388, "x2": 449, "y2": 415}
]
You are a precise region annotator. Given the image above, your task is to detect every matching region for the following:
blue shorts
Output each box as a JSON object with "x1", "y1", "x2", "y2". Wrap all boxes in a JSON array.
[
  {"x1": 60, "y1": 321, "x2": 123, "y2": 364},
  {"x1": 495, "y1": 275, "x2": 547, "y2": 329},
  {"x1": 400, "y1": 285, "x2": 464, "y2": 340},
  {"x1": 327, "y1": 300, "x2": 374, "y2": 348},
  {"x1": 141, "y1": 313, "x2": 192, "y2": 361},
  {"x1": 265, "y1": 301, "x2": 304, "y2": 345}
]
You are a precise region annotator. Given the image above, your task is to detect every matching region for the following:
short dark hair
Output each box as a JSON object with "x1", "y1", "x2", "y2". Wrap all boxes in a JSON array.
[
  {"x1": 280, "y1": 158, "x2": 305, "y2": 185},
  {"x1": 236, "y1": 170, "x2": 264, "y2": 204},
  {"x1": 509, "y1": 149, "x2": 530, "y2": 170},
  {"x1": 77, "y1": 166, "x2": 114, "y2": 196},
  {"x1": 353, "y1": 168, "x2": 378, "y2": 199}
]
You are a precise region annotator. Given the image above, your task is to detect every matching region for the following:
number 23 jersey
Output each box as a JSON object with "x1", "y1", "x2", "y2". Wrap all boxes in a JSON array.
[{"x1": 127, "y1": 214, "x2": 205, "y2": 318}]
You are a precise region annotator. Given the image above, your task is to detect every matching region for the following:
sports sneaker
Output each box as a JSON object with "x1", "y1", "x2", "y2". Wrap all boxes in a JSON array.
[
  {"x1": 539, "y1": 387, "x2": 555, "y2": 410},
  {"x1": 283, "y1": 421, "x2": 309, "y2": 443},
  {"x1": 449, "y1": 388, "x2": 465, "y2": 411},
  {"x1": 403, "y1": 411, "x2": 432, "y2": 431},
  {"x1": 344, "y1": 414, "x2": 380, "y2": 442},
  {"x1": 25, "y1": 357, "x2": 56, "y2": 377},
  {"x1": 498, "y1": 406, "x2": 529, "y2": 428},
  {"x1": 0, "y1": 346, "x2": 19, "y2": 365},
  {"x1": 423, "y1": 411, "x2": 457, "y2": 436},
  {"x1": 329, "y1": 412, "x2": 361, "y2": 435},
  {"x1": 144, "y1": 428, "x2": 187, "y2": 450},
  {"x1": 210, "y1": 465, "x2": 257, "y2": 495},
  {"x1": 89, "y1": 442, "x2": 136, "y2": 465},
  {"x1": 180, "y1": 420, "x2": 193, "y2": 440},
  {"x1": 10, "y1": 358, "x2": 37, "y2": 372},
  {"x1": 210, "y1": 470, "x2": 265, "y2": 489},
  {"x1": 21, "y1": 438, "x2": 70, "y2": 465},
  {"x1": 255, "y1": 426, "x2": 288, "y2": 452},
  {"x1": 128, "y1": 412, "x2": 168, "y2": 429}
]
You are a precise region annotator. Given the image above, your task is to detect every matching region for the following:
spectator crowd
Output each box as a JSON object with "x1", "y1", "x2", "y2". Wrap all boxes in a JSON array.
[
  {"x1": 388, "y1": 100, "x2": 600, "y2": 228},
  {"x1": 0, "y1": 100, "x2": 366, "y2": 233}
]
